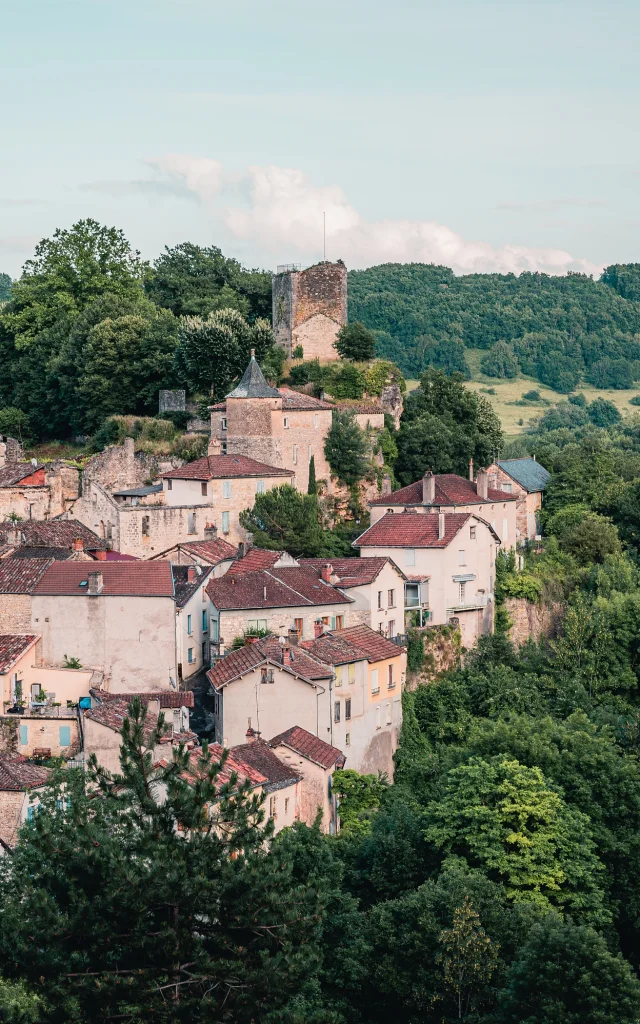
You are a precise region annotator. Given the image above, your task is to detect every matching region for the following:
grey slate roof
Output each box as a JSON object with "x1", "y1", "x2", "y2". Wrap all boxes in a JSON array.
[
  {"x1": 226, "y1": 354, "x2": 281, "y2": 399},
  {"x1": 497, "y1": 458, "x2": 551, "y2": 493},
  {"x1": 113, "y1": 485, "x2": 163, "y2": 497}
]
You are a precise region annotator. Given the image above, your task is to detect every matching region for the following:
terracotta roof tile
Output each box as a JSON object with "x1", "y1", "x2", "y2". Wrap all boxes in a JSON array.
[
  {"x1": 0, "y1": 520, "x2": 106, "y2": 550},
  {"x1": 226, "y1": 356, "x2": 281, "y2": 399},
  {"x1": 206, "y1": 635, "x2": 333, "y2": 691},
  {"x1": 356, "y1": 511, "x2": 470, "y2": 549},
  {"x1": 206, "y1": 643, "x2": 266, "y2": 691},
  {"x1": 0, "y1": 463, "x2": 44, "y2": 487},
  {"x1": 168, "y1": 538, "x2": 238, "y2": 564},
  {"x1": 269, "y1": 726, "x2": 345, "y2": 770},
  {"x1": 230, "y1": 739, "x2": 301, "y2": 790},
  {"x1": 277, "y1": 387, "x2": 333, "y2": 411},
  {"x1": 90, "y1": 688, "x2": 195, "y2": 709},
  {"x1": 228, "y1": 548, "x2": 285, "y2": 578},
  {"x1": 0, "y1": 558, "x2": 53, "y2": 594},
  {"x1": 0, "y1": 753, "x2": 51, "y2": 792},
  {"x1": 299, "y1": 633, "x2": 370, "y2": 665},
  {"x1": 172, "y1": 746, "x2": 268, "y2": 791},
  {"x1": 162, "y1": 455, "x2": 293, "y2": 481},
  {"x1": 34, "y1": 561, "x2": 175, "y2": 597},
  {"x1": 85, "y1": 698, "x2": 160, "y2": 737},
  {"x1": 206, "y1": 566, "x2": 351, "y2": 611},
  {"x1": 299, "y1": 556, "x2": 404, "y2": 587},
  {"x1": 370, "y1": 474, "x2": 516, "y2": 507},
  {"x1": 0, "y1": 634, "x2": 39, "y2": 674},
  {"x1": 171, "y1": 564, "x2": 215, "y2": 607},
  {"x1": 334, "y1": 624, "x2": 405, "y2": 663}
]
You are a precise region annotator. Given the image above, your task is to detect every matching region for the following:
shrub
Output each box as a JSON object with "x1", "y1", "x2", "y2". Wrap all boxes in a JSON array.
[{"x1": 335, "y1": 321, "x2": 375, "y2": 361}]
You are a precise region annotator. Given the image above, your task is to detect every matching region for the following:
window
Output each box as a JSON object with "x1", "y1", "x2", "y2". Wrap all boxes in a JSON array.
[
  {"x1": 293, "y1": 617, "x2": 303, "y2": 638},
  {"x1": 142, "y1": 516, "x2": 150, "y2": 537},
  {"x1": 388, "y1": 620, "x2": 395, "y2": 638},
  {"x1": 269, "y1": 796, "x2": 277, "y2": 818},
  {"x1": 201, "y1": 481, "x2": 208, "y2": 497},
  {"x1": 293, "y1": 444, "x2": 297, "y2": 464},
  {"x1": 202, "y1": 609, "x2": 207, "y2": 631},
  {"x1": 19, "y1": 725, "x2": 28, "y2": 746},
  {"x1": 283, "y1": 417, "x2": 289, "y2": 429},
  {"x1": 470, "y1": 525, "x2": 476, "y2": 540},
  {"x1": 188, "y1": 512, "x2": 196, "y2": 534},
  {"x1": 376, "y1": 706, "x2": 381, "y2": 730},
  {"x1": 334, "y1": 701, "x2": 341, "y2": 723},
  {"x1": 187, "y1": 614, "x2": 193, "y2": 635},
  {"x1": 27, "y1": 805, "x2": 36, "y2": 821},
  {"x1": 167, "y1": 479, "x2": 172, "y2": 491},
  {"x1": 188, "y1": 648, "x2": 194, "y2": 664},
  {"x1": 221, "y1": 441, "x2": 227, "y2": 454},
  {"x1": 211, "y1": 618, "x2": 219, "y2": 642},
  {"x1": 348, "y1": 662, "x2": 355, "y2": 685},
  {"x1": 502, "y1": 482, "x2": 512, "y2": 493},
  {"x1": 221, "y1": 511, "x2": 230, "y2": 534},
  {"x1": 248, "y1": 618, "x2": 268, "y2": 631},
  {"x1": 314, "y1": 414, "x2": 318, "y2": 428},
  {"x1": 388, "y1": 589, "x2": 395, "y2": 607},
  {"x1": 386, "y1": 702, "x2": 392, "y2": 725},
  {"x1": 345, "y1": 732, "x2": 351, "y2": 745},
  {"x1": 345, "y1": 698, "x2": 351, "y2": 720},
  {"x1": 336, "y1": 668, "x2": 343, "y2": 688},
  {"x1": 458, "y1": 581, "x2": 466, "y2": 604},
  {"x1": 335, "y1": 615, "x2": 344, "y2": 629},
  {"x1": 377, "y1": 590, "x2": 383, "y2": 609},
  {"x1": 221, "y1": 417, "x2": 227, "y2": 431},
  {"x1": 59, "y1": 726, "x2": 71, "y2": 747},
  {"x1": 371, "y1": 668, "x2": 379, "y2": 694},
  {"x1": 458, "y1": 549, "x2": 466, "y2": 565},
  {"x1": 222, "y1": 481, "x2": 231, "y2": 499},
  {"x1": 256, "y1": 480, "x2": 265, "y2": 494},
  {"x1": 404, "y1": 549, "x2": 416, "y2": 566},
  {"x1": 284, "y1": 797, "x2": 289, "y2": 814},
  {"x1": 388, "y1": 664, "x2": 395, "y2": 689},
  {"x1": 502, "y1": 518, "x2": 508, "y2": 541}
]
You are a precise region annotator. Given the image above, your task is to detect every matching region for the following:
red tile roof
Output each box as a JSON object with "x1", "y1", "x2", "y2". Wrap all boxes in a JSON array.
[
  {"x1": 299, "y1": 556, "x2": 404, "y2": 587},
  {"x1": 172, "y1": 564, "x2": 215, "y2": 607},
  {"x1": 85, "y1": 698, "x2": 160, "y2": 737},
  {"x1": 356, "y1": 511, "x2": 470, "y2": 549},
  {"x1": 0, "y1": 635, "x2": 39, "y2": 674},
  {"x1": 0, "y1": 520, "x2": 106, "y2": 550},
  {"x1": 270, "y1": 726, "x2": 345, "y2": 769},
  {"x1": 334, "y1": 624, "x2": 404, "y2": 663},
  {"x1": 91, "y1": 688, "x2": 195, "y2": 709},
  {"x1": 206, "y1": 634, "x2": 333, "y2": 692},
  {"x1": 278, "y1": 387, "x2": 333, "y2": 411},
  {"x1": 206, "y1": 566, "x2": 351, "y2": 611},
  {"x1": 33, "y1": 561, "x2": 175, "y2": 597},
  {"x1": 174, "y1": 538, "x2": 238, "y2": 564},
  {"x1": 0, "y1": 463, "x2": 44, "y2": 487},
  {"x1": 0, "y1": 558, "x2": 53, "y2": 594},
  {"x1": 171, "y1": 745, "x2": 268, "y2": 791},
  {"x1": 228, "y1": 548, "x2": 285, "y2": 577},
  {"x1": 230, "y1": 739, "x2": 301, "y2": 790},
  {"x1": 162, "y1": 455, "x2": 294, "y2": 481},
  {"x1": 299, "y1": 632, "x2": 370, "y2": 666},
  {"x1": 370, "y1": 474, "x2": 517, "y2": 506},
  {"x1": 0, "y1": 753, "x2": 51, "y2": 792}
]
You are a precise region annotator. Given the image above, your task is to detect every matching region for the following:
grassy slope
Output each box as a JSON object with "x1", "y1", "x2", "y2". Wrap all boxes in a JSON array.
[{"x1": 408, "y1": 348, "x2": 640, "y2": 435}]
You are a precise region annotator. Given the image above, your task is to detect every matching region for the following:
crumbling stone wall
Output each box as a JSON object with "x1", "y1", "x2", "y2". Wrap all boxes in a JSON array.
[
  {"x1": 405, "y1": 624, "x2": 462, "y2": 689},
  {"x1": 505, "y1": 597, "x2": 564, "y2": 646},
  {"x1": 0, "y1": 717, "x2": 18, "y2": 754},
  {"x1": 0, "y1": 594, "x2": 33, "y2": 634},
  {"x1": 272, "y1": 262, "x2": 347, "y2": 360}
]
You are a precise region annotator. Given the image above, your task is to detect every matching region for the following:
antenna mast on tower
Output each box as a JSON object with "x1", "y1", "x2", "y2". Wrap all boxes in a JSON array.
[{"x1": 323, "y1": 211, "x2": 326, "y2": 260}]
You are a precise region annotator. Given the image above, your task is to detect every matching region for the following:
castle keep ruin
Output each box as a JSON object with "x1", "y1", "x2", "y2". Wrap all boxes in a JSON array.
[{"x1": 272, "y1": 261, "x2": 347, "y2": 361}]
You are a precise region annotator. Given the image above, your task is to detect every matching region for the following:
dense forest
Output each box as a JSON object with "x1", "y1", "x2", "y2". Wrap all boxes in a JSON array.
[{"x1": 349, "y1": 262, "x2": 640, "y2": 391}]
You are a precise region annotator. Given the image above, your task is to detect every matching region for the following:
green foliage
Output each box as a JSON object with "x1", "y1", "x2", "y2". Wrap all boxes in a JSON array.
[
  {"x1": 292, "y1": 344, "x2": 304, "y2": 359},
  {"x1": 0, "y1": 407, "x2": 32, "y2": 444},
  {"x1": 62, "y1": 655, "x2": 82, "y2": 669},
  {"x1": 587, "y1": 397, "x2": 621, "y2": 426},
  {"x1": 437, "y1": 896, "x2": 499, "y2": 1020},
  {"x1": 364, "y1": 360, "x2": 406, "y2": 396},
  {"x1": 0, "y1": 273, "x2": 12, "y2": 303},
  {"x1": 307, "y1": 454, "x2": 317, "y2": 495},
  {"x1": 629, "y1": 393, "x2": 640, "y2": 406},
  {"x1": 480, "y1": 340, "x2": 519, "y2": 378},
  {"x1": 333, "y1": 769, "x2": 388, "y2": 835},
  {"x1": 522, "y1": 389, "x2": 541, "y2": 401},
  {"x1": 335, "y1": 321, "x2": 375, "y2": 361},
  {"x1": 239, "y1": 485, "x2": 326, "y2": 558},
  {"x1": 324, "y1": 410, "x2": 370, "y2": 486},
  {"x1": 260, "y1": 342, "x2": 286, "y2": 385},
  {"x1": 415, "y1": 335, "x2": 471, "y2": 378},
  {"x1": 328, "y1": 364, "x2": 367, "y2": 400},
  {"x1": 395, "y1": 369, "x2": 504, "y2": 483},
  {"x1": 174, "y1": 307, "x2": 274, "y2": 401}
]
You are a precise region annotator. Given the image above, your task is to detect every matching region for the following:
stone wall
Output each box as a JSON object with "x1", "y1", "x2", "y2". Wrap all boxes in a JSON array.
[
  {"x1": 505, "y1": 597, "x2": 564, "y2": 647},
  {"x1": 272, "y1": 262, "x2": 347, "y2": 360},
  {"x1": 82, "y1": 439, "x2": 160, "y2": 493},
  {"x1": 406, "y1": 624, "x2": 462, "y2": 688},
  {"x1": 159, "y1": 390, "x2": 186, "y2": 414},
  {"x1": 0, "y1": 594, "x2": 32, "y2": 634},
  {"x1": 16, "y1": 715, "x2": 80, "y2": 757},
  {"x1": 0, "y1": 790, "x2": 26, "y2": 848}
]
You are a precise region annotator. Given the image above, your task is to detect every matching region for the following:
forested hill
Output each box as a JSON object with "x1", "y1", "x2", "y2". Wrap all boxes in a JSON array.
[{"x1": 349, "y1": 262, "x2": 640, "y2": 391}]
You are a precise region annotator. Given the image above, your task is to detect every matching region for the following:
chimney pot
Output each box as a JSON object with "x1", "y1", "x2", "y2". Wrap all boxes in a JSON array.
[
  {"x1": 187, "y1": 566, "x2": 196, "y2": 582},
  {"x1": 422, "y1": 471, "x2": 436, "y2": 505},
  {"x1": 87, "y1": 571, "x2": 103, "y2": 596},
  {"x1": 72, "y1": 537, "x2": 84, "y2": 552},
  {"x1": 237, "y1": 541, "x2": 245, "y2": 558},
  {"x1": 288, "y1": 627, "x2": 300, "y2": 646},
  {"x1": 438, "y1": 512, "x2": 446, "y2": 540},
  {"x1": 204, "y1": 523, "x2": 218, "y2": 541},
  {"x1": 321, "y1": 563, "x2": 332, "y2": 583},
  {"x1": 469, "y1": 458, "x2": 474, "y2": 482},
  {"x1": 314, "y1": 621, "x2": 324, "y2": 638},
  {"x1": 94, "y1": 549, "x2": 107, "y2": 561},
  {"x1": 207, "y1": 437, "x2": 222, "y2": 456},
  {"x1": 282, "y1": 644, "x2": 292, "y2": 666},
  {"x1": 250, "y1": 348, "x2": 256, "y2": 359},
  {"x1": 476, "y1": 469, "x2": 489, "y2": 500}
]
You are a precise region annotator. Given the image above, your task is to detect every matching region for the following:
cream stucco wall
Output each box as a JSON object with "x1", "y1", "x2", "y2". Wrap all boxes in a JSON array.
[
  {"x1": 345, "y1": 561, "x2": 406, "y2": 635},
  {"x1": 270, "y1": 744, "x2": 336, "y2": 832},
  {"x1": 370, "y1": 499, "x2": 517, "y2": 549},
  {"x1": 15, "y1": 715, "x2": 80, "y2": 757},
  {"x1": 31, "y1": 593, "x2": 178, "y2": 691},
  {"x1": 176, "y1": 580, "x2": 211, "y2": 682},
  {"x1": 164, "y1": 473, "x2": 293, "y2": 544}
]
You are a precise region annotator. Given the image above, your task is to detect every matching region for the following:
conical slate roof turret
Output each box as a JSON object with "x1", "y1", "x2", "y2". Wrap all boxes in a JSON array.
[{"x1": 226, "y1": 350, "x2": 281, "y2": 399}]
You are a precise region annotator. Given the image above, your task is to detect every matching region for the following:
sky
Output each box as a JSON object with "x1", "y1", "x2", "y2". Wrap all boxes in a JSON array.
[{"x1": 1, "y1": 0, "x2": 639, "y2": 278}]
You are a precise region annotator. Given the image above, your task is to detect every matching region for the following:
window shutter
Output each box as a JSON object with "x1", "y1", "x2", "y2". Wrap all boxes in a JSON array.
[{"x1": 59, "y1": 726, "x2": 71, "y2": 747}]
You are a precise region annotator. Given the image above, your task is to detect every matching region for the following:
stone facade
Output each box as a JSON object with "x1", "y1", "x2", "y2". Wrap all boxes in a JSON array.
[
  {"x1": 213, "y1": 600, "x2": 352, "y2": 654},
  {"x1": 0, "y1": 595, "x2": 32, "y2": 634},
  {"x1": 272, "y1": 262, "x2": 347, "y2": 360},
  {"x1": 14, "y1": 715, "x2": 80, "y2": 758},
  {"x1": 159, "y1": 390, "x2": 186, "y2": 414},
  {"x1": 0, "y1": 462, "x2": 80, "y2": 522},
  {"x1": 487, "y1": 463, "x2": 543, "y2": 542},
  {"x1": 505, "y1": 597, "x2": 564, "y2": 647}
]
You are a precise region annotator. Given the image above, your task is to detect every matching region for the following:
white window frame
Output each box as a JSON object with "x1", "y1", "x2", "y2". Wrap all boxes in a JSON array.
[
  {"x1": 371, "y1": 668, "x2": 379, "y2": 694},
  {"x1": 221, "y1": 511, "x2": 230, "y2": 534},
  {"x1": 256, "y1": 480, "x2": 265, "y2": 494},
  {"x1": 292, "y1": 445, "x2": 297, "y2": 465},
  {"x1": 222, "y1": 480, "x2": 232, "y2": 499}
]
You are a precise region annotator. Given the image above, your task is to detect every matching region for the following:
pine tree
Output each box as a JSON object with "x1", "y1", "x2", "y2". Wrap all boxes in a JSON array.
[{"x1": 308, "y1": 454, "x2": 317, "y2": 495}]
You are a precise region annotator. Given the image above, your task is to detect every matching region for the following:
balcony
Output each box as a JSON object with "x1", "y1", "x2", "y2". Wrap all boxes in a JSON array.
[{"x1": 447, "y1": 596, "x2": 492, "y2": 614}]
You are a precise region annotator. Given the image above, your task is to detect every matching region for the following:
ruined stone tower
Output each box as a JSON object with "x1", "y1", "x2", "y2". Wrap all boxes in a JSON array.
[{"x1": 272, "y1": 261, "x2": 347, "y2": 361}]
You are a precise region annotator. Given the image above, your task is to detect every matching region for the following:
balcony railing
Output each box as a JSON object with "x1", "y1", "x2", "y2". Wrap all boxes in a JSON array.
[{"x1": 447, "y1": 597, "x2": 491, "y2": 614}]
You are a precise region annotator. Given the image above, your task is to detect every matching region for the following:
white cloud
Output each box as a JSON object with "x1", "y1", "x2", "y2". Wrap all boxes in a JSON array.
[
  {"x1": 497, "y1": 198, "x2": 607, "y2": 213},
  {"x1": 130, "y1": 156, "x2": 605, "y2": 276}
]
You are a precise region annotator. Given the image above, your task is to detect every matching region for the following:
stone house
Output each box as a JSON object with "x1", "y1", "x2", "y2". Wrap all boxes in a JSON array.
[
  {"x1": 370, "y1": 468, "x2": 517, "y2": 550},
  {"x1": 486, "y1": 458, "x2": 551, "y2": 542},
  {"x1": 0, "y1": 753, "x2": 51, "y2": 853},
  {"x1": 160, "y1": 447, "x2": 294, "y2": 546},
  {"x1": 172, "y1": 564, "x2": 216, "y2": 681},
  {"x1": 0, "y1": 519, "x2": 107, "y2": 562},
  {"x1": 0, "y1": 558, "x2": 53, "y2": 634},
  {"x1": 272, "y1": 261, "x2": 347, "y2": 361},
  {"x1": 205, "y1": 564, "x2": 354, "y2": 655},
  {"x1": 30, "y1": 561, "x2": 213, "y2": 691},
  {"x1": 355, "y1": 510, "x2": 500, "y2": 648},
  {"x1": 0, "y1": 439, "x2": 79, "y2": 522},
  {"x1": 149, "y1": 530, "x2": 237, "y2": 573},
  {"x1": 206, "y1": 625, "x2": 405, "y2": 778},
  {"x1": 298, "y1": 557, "x2": 407, "y2": 637},
  {"x1": 221, "y1": 737, "x2": 302, "y2": 833},
  {"x1": 269, "y1": 727, "x2": 344, "y2": 834},
  {"x1": 0, "y1": 633, "x2": 94, "y2": 758},
  {"x1": 209, "y1": 355, "x2": 334, "y2": 495},
  {"x1": 84, "y1": 690, "x2": 196, "y2": 775}
]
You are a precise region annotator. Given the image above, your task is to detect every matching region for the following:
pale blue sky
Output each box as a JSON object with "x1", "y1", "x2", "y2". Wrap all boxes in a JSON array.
[{"x1": 1, "y1": 0, "x2": 639, "y2": 276}]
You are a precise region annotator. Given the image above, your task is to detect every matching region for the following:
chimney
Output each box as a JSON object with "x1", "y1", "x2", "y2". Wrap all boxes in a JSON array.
[
  {"x1": 288, "y1": 627, "x2": 300, "y2": 646},
  {"x1": 87, "y1": 571, "x2": 103, "y2": 596},
  {"x1": 93, "y1": 549, "x2": 107, "y2": 561},
  {"x1": 187, "y1": 566, "x2": 196, "y2": 582},
  {"x1": 147, "y1": 698, "x2": 161, "y2": 729},
  {"x1": 321, "y1": 563, "x2": 332, "y2": 583},
  {"x1": 281, "y1": 643, "x2": 292, "y2": 666},
  {"x1": 5, "y1": 437, "x2": 23, "y2": 465},
  {"x1": 207, "y1": 437, "x2": 222, "y2": 457},
  {"x1": 422, "y1": 471, "x2": 435, "y2": 504},
  {"x1": 72, "y1": 537, "x2": 84, "y2": 552},
  {"x1": 204, "y1": 523, "x2": 217, "y2": 541},
  {"x1": 469, "y1": 458, "x2": 474, "y2": 482},
  {"x1": 246, "y1": 720, "x2": 258, "y2": 742},
  {"x1": 476, "y1": 469, "x2": 489, "y2": 500},
  {"x1": 0, "y1": 438, "x2": 5, "y2": 470},
  {"x1": 381, "y1": 474, "x2": 392, "y2": 496},
  {"x1": 314, "y1": 620, "x2": 324, "y2": 638},
  {"x1": 6, "y1": 528, "x2": 22, "y2": 548},
  {"x1": 438, "y1": 512, "x2": 445, "y2": 540},
  {"x1": 250, "y1": 348, "x2": 256, "y2": 359},
  {"x1": 237, "y1": 541, "x2": 245, "y2": 559}
]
